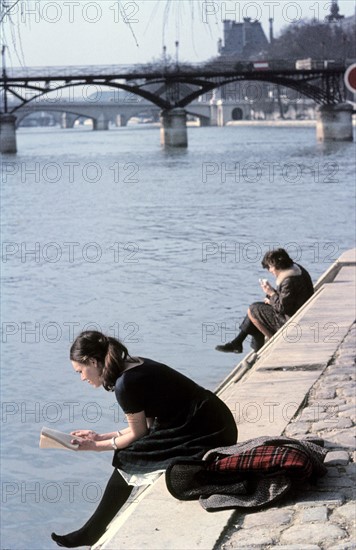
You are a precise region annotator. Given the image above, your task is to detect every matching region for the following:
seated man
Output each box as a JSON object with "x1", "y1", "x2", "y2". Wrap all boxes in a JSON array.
[{"x1": 216, "y1": 248, "x2": 314, "y2": 353}]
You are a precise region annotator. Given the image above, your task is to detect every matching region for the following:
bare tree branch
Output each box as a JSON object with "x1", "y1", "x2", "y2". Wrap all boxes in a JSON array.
[{"x1": 0, "y1": 0, "x2": 22, "y2": 24}]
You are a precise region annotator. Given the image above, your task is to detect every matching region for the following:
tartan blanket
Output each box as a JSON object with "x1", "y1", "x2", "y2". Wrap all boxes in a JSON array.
[
  {"x1": 165, "y1": 435, "x2": 328, "y2": 511},
  {"x1": 207, "y1": 445, "x2": 313, "y2": 479}
]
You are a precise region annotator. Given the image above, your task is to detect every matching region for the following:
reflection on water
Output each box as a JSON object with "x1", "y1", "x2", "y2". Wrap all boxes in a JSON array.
[{"x1": 1, "y1": 124, "x2": 355, "y2": 548}]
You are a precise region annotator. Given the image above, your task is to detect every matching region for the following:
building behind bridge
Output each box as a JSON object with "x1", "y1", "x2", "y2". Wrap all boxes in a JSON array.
[
  {"x1": 218, "y1": 17, "x2": 269, "y2": 59},
  {"x1": 210, "y1": 5, "x2": 355, "y2": 122},
  {"x1": 213, "y1": 16, "x2": 296, "y2": 121}
]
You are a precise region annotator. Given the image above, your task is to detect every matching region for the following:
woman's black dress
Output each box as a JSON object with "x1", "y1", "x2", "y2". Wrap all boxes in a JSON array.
[{"x1": 112, "y1": 358, "x2": 238, "y2": 475}]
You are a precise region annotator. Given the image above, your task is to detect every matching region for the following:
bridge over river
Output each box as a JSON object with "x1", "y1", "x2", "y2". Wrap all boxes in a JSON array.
[
  {"x1": 12, "y1": 94, "x2": 214, "y2": 130},
  {"x1": 0, "y1": 60, "x2": 354, "y2": 153}
]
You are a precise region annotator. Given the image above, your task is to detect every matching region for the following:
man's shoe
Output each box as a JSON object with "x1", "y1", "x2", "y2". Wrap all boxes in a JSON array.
[{"x1": 215, "y1": 342, "x2": 243, "y2": 353}]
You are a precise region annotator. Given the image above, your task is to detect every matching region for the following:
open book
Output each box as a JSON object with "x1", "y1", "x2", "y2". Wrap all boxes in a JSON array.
[{"x1": 39, "y1": 427, "x2": 83, "y2": 450}]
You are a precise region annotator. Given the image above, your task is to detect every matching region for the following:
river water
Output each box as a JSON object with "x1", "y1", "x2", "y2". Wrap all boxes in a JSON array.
[{"x1": 1, "y1": 123, "x2": 355, "y2": 549}]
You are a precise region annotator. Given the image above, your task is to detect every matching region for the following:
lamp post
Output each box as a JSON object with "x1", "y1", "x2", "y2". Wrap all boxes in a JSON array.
[
  {"x1": 175, "y1": 40, "x2": 179, "y2": 69},
  {"x1": 1, "y1": 45, "x2": 8, "y2": 113}
]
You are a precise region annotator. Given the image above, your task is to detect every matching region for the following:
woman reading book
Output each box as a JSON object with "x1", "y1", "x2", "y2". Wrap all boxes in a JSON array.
[{"x1": 51, "y1": 330, "x2": 237, "y2": 547}]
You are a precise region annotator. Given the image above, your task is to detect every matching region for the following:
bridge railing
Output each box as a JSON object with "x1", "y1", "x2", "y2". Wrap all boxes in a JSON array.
[
  {"x1": 4, "y1": 59, "x2": 350, "y2": 80},
  {"x1": 5, "y1": 65, "x2": 139, "y2": 78}
]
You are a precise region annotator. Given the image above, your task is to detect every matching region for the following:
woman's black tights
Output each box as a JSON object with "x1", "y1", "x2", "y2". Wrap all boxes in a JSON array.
[{"x1": 51, "y1": 469, "x2": 133, "y2": 548}]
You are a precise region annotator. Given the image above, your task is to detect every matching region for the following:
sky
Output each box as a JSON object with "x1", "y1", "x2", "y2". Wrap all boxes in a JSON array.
[{"x1": 2, "y1": 0, "x2": 356, "y2": 68}]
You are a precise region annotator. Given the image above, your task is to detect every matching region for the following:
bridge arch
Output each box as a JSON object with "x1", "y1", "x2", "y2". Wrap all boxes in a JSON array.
[
  {"x1": 13, "y1": 98, "x2": 163, "y2": 129},
  {"x1": 6, "y1": 81, "x2": 174, "y2": 113},
  {"x1": 15, "y1": 109, "x2": 82, "y2": 128},
  {"x1": 5, "y1": 76, "x2": 321, "y2": 130},
  {"x1": 231, "y1": 107, "x2": 243, "y2": 120},
  {"x1": 15, "y1": 107, "x2": 93, "y2": 128}
]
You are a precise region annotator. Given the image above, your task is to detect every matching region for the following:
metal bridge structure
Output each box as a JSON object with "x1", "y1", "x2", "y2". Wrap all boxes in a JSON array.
[
  {"x1": 0, "y1": 60, "x2": 354, "y2": 152},
  {"x1": 0, "y1": 61, "x2": 350, "y2": 112}
]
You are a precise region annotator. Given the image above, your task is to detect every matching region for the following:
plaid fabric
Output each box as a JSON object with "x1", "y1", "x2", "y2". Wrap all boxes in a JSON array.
[
  {"x1": 166, "y1": 436, "x2": 328, "y2": 510},
  {"x1": 207, "y1": 445, "x2": 313, "y2": 479}
]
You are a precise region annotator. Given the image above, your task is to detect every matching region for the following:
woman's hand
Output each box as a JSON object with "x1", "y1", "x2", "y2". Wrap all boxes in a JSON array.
[
  {"x1": 70, "y1": 430, "x2": 99, "y2": 441},
  {"x1": 261, "y1": 281, "x2": 274, "y2": 295},
  {"x1": 71, "y1": 437, "x2": 99, "y2": 452}
]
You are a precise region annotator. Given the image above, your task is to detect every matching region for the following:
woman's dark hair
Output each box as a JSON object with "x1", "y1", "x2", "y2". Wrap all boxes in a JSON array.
[
  {"x1": 262, "y1": 248, "x2": 294, "y2": 270},
  {"x1": 70, "y1": 331, "x2": 129, "y2": 391}
]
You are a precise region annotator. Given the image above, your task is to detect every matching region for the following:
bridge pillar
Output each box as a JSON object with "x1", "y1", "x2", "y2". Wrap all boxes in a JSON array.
[
  {"x1": 216, "y1": 100, "x2": 238, "y2": 126},
  {"x1": 93, "y1": 114, "x2": 109, "y2": 131},
  {"x1": 115, "y1": 114, "x2": 128, "y2": 127},
  {"x1": 61, "y1": 113, "x2": 77, "y2": 129},
  {"x1": 160, "y1": 108, "x2": 188, "y2": 148},
  {"x1": 316, "y1": 103, "x2": 353, "y2": 142},
  {"x1": 0, "y1": 114, "x2": 17, "y2": 154},
  {"x1": 209, "y1": 103, "x2": 218, "y2": 126}
]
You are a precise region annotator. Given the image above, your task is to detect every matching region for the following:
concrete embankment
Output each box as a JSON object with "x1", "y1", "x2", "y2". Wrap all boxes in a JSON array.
[
  {"x1": 226, "y1": 119, "x2": 356, "y2": 127},
  {"x1": 94, "y1": 248, "x2": 355, "y2": 550}
]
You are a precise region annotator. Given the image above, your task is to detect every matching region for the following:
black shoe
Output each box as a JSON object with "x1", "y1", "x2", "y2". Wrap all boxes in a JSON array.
[
  {"x1": 215, "y1": 342, "x2": 243, "y2": 353},
  {"x1": 51, "y1": 533, "x2": 68, "y2": 547},
  {"x1": 51, "y1": 531, "x2": 97, "y2": 548}
]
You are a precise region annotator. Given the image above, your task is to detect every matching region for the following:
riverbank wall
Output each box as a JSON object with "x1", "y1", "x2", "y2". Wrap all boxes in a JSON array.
[{"x1": 94, "y1": 248, "x2": 355, "y2": 550}]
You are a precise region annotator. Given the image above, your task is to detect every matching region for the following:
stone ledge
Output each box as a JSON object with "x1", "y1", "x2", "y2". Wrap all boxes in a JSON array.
[{"x1": 94, "y1": 251, "x2": 356, "y2": 550}]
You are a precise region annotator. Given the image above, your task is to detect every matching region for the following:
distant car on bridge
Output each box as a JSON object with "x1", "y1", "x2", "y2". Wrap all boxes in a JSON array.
[
  {"x1": 234, "y1": 60, "x2": 296, "y2": 72},
  {"x1": 295, "y1": 58, "x2": 345, "y2": 70}
]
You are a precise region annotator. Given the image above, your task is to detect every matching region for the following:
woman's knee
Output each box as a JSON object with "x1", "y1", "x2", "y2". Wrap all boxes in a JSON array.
[
  {"x1": 247, "y1": 307, "x2": 255, "y2": 321},
  {"x1": 248, "y1": 302, "x2": 264, "y2": 317}
]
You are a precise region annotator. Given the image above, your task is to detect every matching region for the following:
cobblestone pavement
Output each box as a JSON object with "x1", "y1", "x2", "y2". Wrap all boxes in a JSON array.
[{"x1": 216, "y1": 323, "x2": 356, "y2": 550}]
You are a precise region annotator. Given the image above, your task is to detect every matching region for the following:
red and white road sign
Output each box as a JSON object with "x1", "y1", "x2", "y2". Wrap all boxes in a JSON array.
[{"x1": 344, "y1": 63, "x2": 356, "y2": 93}]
